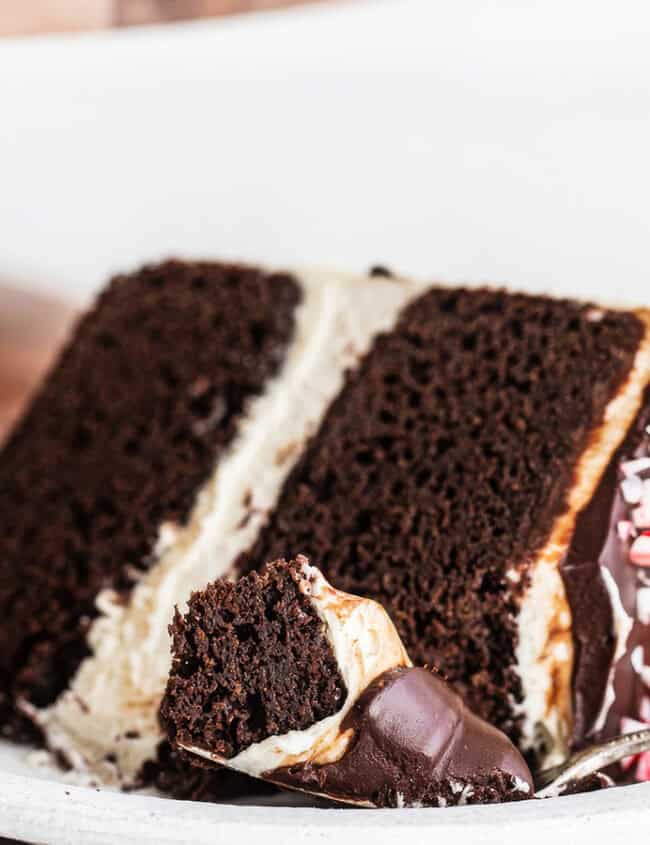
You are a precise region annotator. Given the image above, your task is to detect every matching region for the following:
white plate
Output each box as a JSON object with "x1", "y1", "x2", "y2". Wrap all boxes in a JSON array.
[
  {"x1": 1, "y1": 755, "x2": 650, "y2": 845},
  {"x1": 1, "y1": 753, "x2": 649, "y2": 845},
  {"x1": 2, "y1": 0, "x2": 650, "y2": 841}
]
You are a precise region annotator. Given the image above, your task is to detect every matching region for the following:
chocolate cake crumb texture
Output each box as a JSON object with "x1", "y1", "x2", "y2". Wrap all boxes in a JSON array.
[
  {"x1": 0, "y1": 260, "x2": 300, "y2": 737},
  {"x1": 161, "y1": 559, "x2": 346, "y2": 758},
  {"x1": 241, "y1": 288, "x2": 642, "y2": 742}
]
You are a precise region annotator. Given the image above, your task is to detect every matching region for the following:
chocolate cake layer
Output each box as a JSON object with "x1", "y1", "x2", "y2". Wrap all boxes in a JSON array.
[
  {"x1": 161, "y1": 559, "x2": 347, "y2": 757},
  {"x1": 0, "y1": 260, "x2": 300, "y2": 738},
  {"x1": 240, "y1": 288, "x2": 643, "y2": 747}
]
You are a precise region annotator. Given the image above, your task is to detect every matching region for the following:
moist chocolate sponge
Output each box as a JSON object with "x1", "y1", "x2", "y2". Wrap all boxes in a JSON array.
[
  {"x1": 0, "y1": 260, "x2": 300, "y2": 738},
  {"x1": 240, "y1": 287, "x2": 643, "y2": 743},
  {"x1": 161, "y1": 559, "x2": 346, "y2": 758}
]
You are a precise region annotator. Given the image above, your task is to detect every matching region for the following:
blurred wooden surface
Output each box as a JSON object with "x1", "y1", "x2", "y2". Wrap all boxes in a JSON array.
[
  {"x1": 116, "y1": 0, "x2": 317, "y2": 26},
  {"x1": 0, "y1": 287, "x2": 75, "y2": 444},
  {"x1": 0, "y1": 0, "x2": 325, "y2": 36}
]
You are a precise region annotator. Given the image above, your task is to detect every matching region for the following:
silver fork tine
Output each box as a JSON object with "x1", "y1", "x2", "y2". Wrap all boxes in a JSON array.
[{"x1": 535, "y1": 728, "x2": 650, "y2": 797}]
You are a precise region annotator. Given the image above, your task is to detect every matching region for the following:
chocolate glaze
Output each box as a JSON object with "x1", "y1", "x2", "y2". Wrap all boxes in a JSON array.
[
  {"x1": 562, "y1": 386, "x2": 650, "y2": 748},
  {"x1": 268, "y1": 667, "x2": 533, "y2": 808}
]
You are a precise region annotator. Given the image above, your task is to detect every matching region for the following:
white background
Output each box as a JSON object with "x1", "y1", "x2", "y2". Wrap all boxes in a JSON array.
[{"x1": 1, "y1": 0, "x2": 650, "y2": 305}]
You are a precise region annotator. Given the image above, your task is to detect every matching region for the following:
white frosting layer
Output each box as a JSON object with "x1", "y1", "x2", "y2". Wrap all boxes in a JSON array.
[
  {"x1": 514, "y1": 312, "x2": 650, "y2": 764},
  {"x1": 182, "y1": 562, "x2": 411, "y2": 783},
  {"x1": 512, "y1": 556, "x2": 573, "y2": 765},
  {"x1": 29, "y1": 269, "x2": 423, "y2": 786},
  {"x1": 637, "y1": 587, "x2": 650, "y2": 625}
]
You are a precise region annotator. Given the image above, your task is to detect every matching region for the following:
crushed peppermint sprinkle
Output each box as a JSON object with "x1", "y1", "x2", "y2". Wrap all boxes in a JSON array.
[
  {"x1": 620, "y1": 715, "x2": 650, "y2": 781},
  {"x1": 637, "y1": 753, "x2": 650, "y2": 781},
  {"x1": 629, "y1": 533, "x2": 650, "y2": 567},
  {"x1": 631, "y1": 645, "x2": 650, "y2": 687},
  {"x1": 618, "y1": 520, "x2": 636, "y2": 542},
  {"x1": 458, "y1": 785, "x2": 474, "y2": 805},
  {"x1": 621, "y1": 715, "x2": 646, "y2": 735},
  {"x1": 448, "y1": 780, "x2": 475, "y2": 805},
  {"x1": 633, "y1": 503, "x2": 650, "y2": 530},
  {"x1": 585, "y1": 308, "x2": 605, "y2": 322},
  {"x1": 632, "y1": 480, "x2": 650, "y2": 528},
  {"x1": 619, "y1": 461, "x2": 650, "y2": 567},
  {"x1": 622, "y1": 458, "x2": 650, "y2": 478},
  {"x1": 640, "y1": 697, "x2": 650, "y2": 722},
  {"x1": 394, "y1": 793, "x2": 424, "y2": 809},
  {"x1": 638, "y1": 588, "x2": 650, "y2": 625},
  {"x1": 622, "y1": 476, "x2": 644, "y2": 505},
  {"x1": 513, "y1": 776, "x2": 531, "y2": 794}
]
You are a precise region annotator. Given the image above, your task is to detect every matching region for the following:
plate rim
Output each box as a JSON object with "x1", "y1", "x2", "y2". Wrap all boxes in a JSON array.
[{"x1": 1, "y1": 765, "x2": 650, "y2": 844}]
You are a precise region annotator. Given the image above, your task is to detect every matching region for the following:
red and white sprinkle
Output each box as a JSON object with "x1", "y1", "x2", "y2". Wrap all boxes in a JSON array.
[
  {"x1": 640, "y1": 697, "x2": 650, "y2": 723},
  {"x1": 634, "y1": 751, "x2": 650, "y2": 783},
  {"x1": 633, "y1": 504, "x2": 650, "y2": 530},
  {"x1": 631, "y1": 645, "x2": 650, "y2": 687},
  {"x1": 622, "y1": 457, "x2": 650, "y2": 477},
  {"x1": 620, "y1": 716, "x2": 650, "y2": 780},
  {"x1": 622, "y1": 475, "x2": 644, "y2": 505},
  {"x1": 631, "y1": 481, "x2": 650, "y2": 529},
  {"x1": 620, "y1": 717, "x2": 646, "y2": 772},
  {"x1": 622, "y1": 716, "x2": 647, "y2": 734},
  {"x1": 618, "y1": 520, "x2": 635, "y2": 543},
  {"x1": 638, "y1": 588, "x2": 650, "y2": 626},
  {"x1": 585, "y1": 308, "x2": 605, "y2": 323},
  {"x1": 636, "y1": 754, "x2": 650, "y2": 782},
  {"x1": 629, "y1": 533, "x2": 650, "y2": 566}
]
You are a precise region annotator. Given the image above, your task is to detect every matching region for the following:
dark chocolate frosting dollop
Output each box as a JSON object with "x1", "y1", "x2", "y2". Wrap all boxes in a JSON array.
[{"x1": 268, "y1": 667, "x2": 533, "y2": 807}]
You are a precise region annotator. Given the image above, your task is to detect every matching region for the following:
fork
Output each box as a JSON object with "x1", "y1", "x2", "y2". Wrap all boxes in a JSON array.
[{"x1": 535, "y1": 728, "x2": 650, "y2": 797}]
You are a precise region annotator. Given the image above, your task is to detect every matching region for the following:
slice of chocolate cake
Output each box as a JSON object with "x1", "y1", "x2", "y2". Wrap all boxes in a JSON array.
[
  {"x1": 161, "y1": 558, "x2": 533, "y2": 807},
  {"x1": 0, "y1": 260, "x2": 415, "y2": 786},
  {"x1": 2, "y1": 260, "x2": 650, "y2": 795}
]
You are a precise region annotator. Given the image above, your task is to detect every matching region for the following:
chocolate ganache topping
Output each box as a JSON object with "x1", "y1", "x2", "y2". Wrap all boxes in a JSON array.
[
  {"x1": 562, "y1": 386, "x2": 650, "y2": 754},
  {"x1": 268, "y1": 667, "x2": 533, "y2": 807}
]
